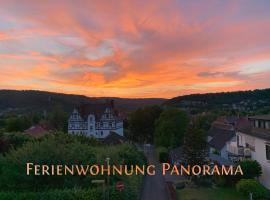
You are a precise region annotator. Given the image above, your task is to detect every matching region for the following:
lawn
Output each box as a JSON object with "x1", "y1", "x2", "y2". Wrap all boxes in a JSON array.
[{"x1": 177, "y1": 187, "x2": 246, "y2": 200}]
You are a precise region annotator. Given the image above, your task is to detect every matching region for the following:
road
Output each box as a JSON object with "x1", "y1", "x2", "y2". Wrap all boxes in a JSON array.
[{"x1": 141, "y1": 146, "x2": 170, "y2": 200}]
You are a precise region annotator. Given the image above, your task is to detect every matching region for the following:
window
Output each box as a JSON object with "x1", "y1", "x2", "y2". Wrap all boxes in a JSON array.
[
  {"x1": 101, "y1": 131, "x2": 103, "y2": 136},
  {"x1": 255, "y1": 120, "x2": 259, "y2": 128},
  {"x1": 266, "y1": 121, "x2": 270, "y2": 129},
  {"x1": 266, "y1": 145, "x2": 270, "y2": 160}
]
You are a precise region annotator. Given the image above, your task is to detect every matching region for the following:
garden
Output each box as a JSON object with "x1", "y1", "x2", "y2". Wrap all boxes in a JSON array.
[{"x1": 0, "y1": 132, "x2": 145, "y2": 200}]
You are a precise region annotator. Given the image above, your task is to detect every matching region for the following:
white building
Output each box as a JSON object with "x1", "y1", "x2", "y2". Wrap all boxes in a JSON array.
[
  {"x1": 227, "y1": 115, "x2": 270, "y2": 189},
  {"x1": 68, "y1": 100, "x2": 123, "y2": 138}
]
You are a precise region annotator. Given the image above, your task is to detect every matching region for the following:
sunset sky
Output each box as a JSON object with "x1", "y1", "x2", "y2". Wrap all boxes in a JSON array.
[{"x1": 0, "y1": 0, "x2": 270, "y2": 98}]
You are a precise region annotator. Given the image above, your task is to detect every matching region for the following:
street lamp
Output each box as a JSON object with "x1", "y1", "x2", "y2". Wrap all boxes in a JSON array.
[{"x1": 105, "y1": 157, "x2": 110, "y2": 200}]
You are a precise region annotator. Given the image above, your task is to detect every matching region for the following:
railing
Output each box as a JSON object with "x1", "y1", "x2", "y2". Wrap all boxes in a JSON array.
[
  {"x1": 227, "y1": 143, "x2": 243, "y2": 156},
  {"x1": 227, "y1": 143, "x2": 251, "y2": 157}
]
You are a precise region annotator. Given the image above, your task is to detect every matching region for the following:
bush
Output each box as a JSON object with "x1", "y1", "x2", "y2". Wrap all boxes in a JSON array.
[
  {"x1": 0, "y1": 132, "x2": 32, "y2": 153},
  {"x1": 236, "y1": 179, "x2": 269, "y2": 200},
  {"x1": 157, "y1": 147, "x2": 169, "y2": 163},
  {"x1": 175, "y1": 180, "x2": 186, "y2": 189},
  {"x1": 109, "y1": 175, "x2": 143, "y2": 200},
  {"x1": 240, "y1": 160, "x2": 262, "y2": 179},
  {"x1": 194, "y1": 176, "x2": 212, "y2": 187},
  {"x1": 214, "y1": 176, "x2": 226, "y2": 187},
  {"x1": 0, "y1": 188, "x2": 102, "y2": 200}
]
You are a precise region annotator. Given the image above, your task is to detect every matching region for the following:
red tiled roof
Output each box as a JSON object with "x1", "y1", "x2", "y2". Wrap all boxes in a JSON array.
[{"x1": 25, "y1": 125, "x2": 50, "y2": 138}]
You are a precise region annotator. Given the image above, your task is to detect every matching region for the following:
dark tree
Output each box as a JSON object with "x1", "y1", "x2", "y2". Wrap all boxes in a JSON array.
[
  {"x1": 154, "y1": 109, "x2": 188, "y2": 148},
  {"x1": 128, "y1": 106, "x2": 162, "y2": 143},
  {"x1": 5, "y1": 116, "x2": 31, "y2": 132},
  {"x1": 48, "y1": 105, "x2": 68, "y2": 132},
  {"x1": 182, "y1": 120, "x2": 208, "y2": 166}
]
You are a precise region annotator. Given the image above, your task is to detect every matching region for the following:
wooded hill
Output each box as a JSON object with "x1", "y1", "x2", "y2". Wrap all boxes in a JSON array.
[
  {"x1": 164, "y1": 88, "x2": 270, "y2": 114},
  {"x1": 165, "y1": 88, "x2": 270, "y2": 106},
  {"x1": 0, "y1": 90, "x2": 166, "y2": 114}
]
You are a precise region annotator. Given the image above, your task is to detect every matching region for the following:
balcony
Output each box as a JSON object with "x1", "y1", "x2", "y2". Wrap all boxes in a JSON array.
[{"x1": 227, "y1": 142, "x2": 251, "y2": 158}]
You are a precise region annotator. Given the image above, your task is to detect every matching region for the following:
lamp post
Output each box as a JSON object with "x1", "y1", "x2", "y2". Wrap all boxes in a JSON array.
[{"x1": 105, "y1": 157, "x2": 110, "y2": 200}]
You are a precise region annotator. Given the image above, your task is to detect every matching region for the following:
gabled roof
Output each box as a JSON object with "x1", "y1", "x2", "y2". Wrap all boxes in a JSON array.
[
  {"x1": 24, "y1": 125, "x2": 50, "y2": 138},
  {"x1": 238, "y1": 126, "x2": 270, "y2": 141},
  {"x1": 208, "y1": 129, "x2": 235, "y2": 150},
  {"x1": 102, "y1": 132, "x2": 126, "y2": 145},
  {"x1": 216, "y1": 116, "x2": 239, "y2": 124},
  {"x1": 236, "y1": 117, "x2": 251, "y2": 132},
  {"x1": 78, "y1": 100, "x2": 118, "y2": 120},
  {"x1": 237, "y1": 116, "x2": 270, "y2": 141},
  {"x1": 248, "y1": 115, "x2": 270, "y2": 121}
]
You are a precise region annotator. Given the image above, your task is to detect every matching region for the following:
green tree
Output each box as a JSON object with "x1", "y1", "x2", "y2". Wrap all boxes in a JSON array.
[
  {"x1": 128, "y1": 106, "x2": 162, "y2": 143},
  {"x1": 154, "y1": 109, "x2": 188, "y2": 148},
  {"x1": 196, "y1": 113, "x2": 218, "y2": 133},
  {"x1": 48, "y1": 105, "x2": 68, "y2": 132},
  {"x1": 6, "y1": 116, "x2": 31, "y2": 132},
  {"x1": 182, "y1": 120, "x2": 208, "y2": 166}
]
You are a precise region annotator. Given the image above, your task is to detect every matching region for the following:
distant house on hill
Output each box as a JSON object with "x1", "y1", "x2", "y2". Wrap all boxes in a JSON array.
[{"x1": 68, "y1": 100, "x2": 124, "y2": 138}]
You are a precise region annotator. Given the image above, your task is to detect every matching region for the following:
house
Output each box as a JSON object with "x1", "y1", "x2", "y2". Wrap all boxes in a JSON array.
[
  {"x1": 68, "y1": 100, "x2": 123, "y2": 138},
  {"x1": 102, "y1": 131, "x2": 127, "y2": 145},
  {"x1": 207, "y1": 116, "x2": 238, "y2": 160},
  {"x1": 207, "y1": 116, "x2": 236, "y2": 142},
  {"x1": 24, "y1": 124, "x2": 51, "y2": 138},
  {"x1": 227, "y1": 115, "x2": 270, "y2": 189},
  {"x1": 208, "y1": 128, "x2": 235, "y2": 159}
]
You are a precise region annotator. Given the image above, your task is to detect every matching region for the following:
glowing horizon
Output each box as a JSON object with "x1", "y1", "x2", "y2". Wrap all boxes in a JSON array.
[{"x1": 1, "y1": 0, "x2": 270, "y2": 98}]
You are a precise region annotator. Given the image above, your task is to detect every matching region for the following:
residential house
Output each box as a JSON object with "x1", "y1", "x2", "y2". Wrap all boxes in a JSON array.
[
  {"x1": 207, "y1": 116, "x2": 238, "y2": 160},
  {"x1": 227, "y1": 115, "x2": 270, "y2": 189}
]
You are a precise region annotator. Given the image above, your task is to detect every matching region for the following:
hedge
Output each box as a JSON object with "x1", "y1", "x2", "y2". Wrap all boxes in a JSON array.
[
  {"x1": 236, "y1": 179, "x2": 269, "y2": 200},
  {"x1": 0, "y1": 188, "x2": 102, "y2": 200}
]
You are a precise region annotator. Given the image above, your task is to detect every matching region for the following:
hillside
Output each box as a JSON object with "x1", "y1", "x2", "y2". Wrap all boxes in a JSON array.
[
  {"x1": 0, "y1": 90, "x2": 166, "y2": 114},
  {"x1": 164, "y1": 88, "x2": 270, "y2": 114}
]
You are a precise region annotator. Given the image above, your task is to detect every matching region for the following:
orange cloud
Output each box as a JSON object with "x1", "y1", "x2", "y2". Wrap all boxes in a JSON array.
[{"x1": 0, "y1": 0, "x2": 270, "y2": 98}]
